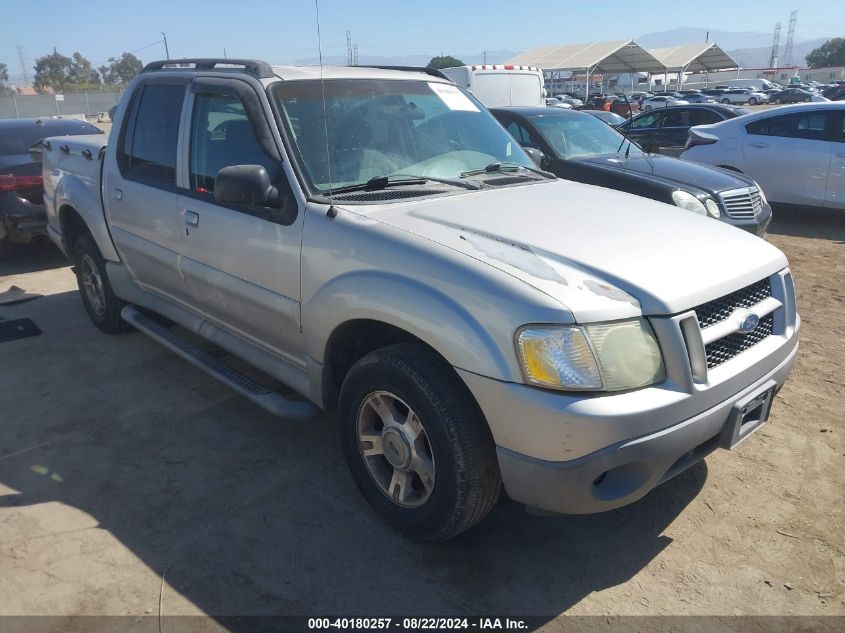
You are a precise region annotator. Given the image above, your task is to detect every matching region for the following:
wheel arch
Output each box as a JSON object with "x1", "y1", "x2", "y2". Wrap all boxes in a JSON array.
[{"x1": 54, "y1": 174, "x2": 120, "y2": 261}]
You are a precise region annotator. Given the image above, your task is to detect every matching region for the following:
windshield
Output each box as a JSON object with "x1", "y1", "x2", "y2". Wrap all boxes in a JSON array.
[
  {"x1": 531, "y1": 114, "x2": 643, "y2": 160},
  {"x1": 271, "y1": 79, "x2": 535, "y2": 192}
]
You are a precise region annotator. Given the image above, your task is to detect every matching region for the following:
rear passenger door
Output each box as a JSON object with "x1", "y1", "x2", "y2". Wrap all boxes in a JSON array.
[
  {"x1": 105, "y1": 78, "x2": 191, "y2": 302},
  {"x1": 742, "y1": 110, "x2": 832, "y2": 206},
  {"x1": 175, "y1": 78, "x2": 305, "y2": 364}
]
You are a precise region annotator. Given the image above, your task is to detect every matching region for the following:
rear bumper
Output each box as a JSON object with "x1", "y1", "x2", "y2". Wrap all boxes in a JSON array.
[
  {"x1": 492, "y1": 343, "x2": 797, "y2": 514},
  {"x1": 0, "y1": 193, "x2": 48, "y2": 245}
]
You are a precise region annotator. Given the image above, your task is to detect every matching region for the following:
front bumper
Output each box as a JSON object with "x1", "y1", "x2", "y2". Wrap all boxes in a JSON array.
[
  {"x1": 491, "y1": 344, "x2": 796, "y2": 514},
  {"x1": 721, "y1": 202, "x2": 773, "y2": 237}
]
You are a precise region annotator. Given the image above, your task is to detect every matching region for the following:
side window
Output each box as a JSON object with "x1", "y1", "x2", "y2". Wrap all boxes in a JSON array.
[
  {"x1": 189, "y1": 92, "x2": 280, "y2": 194},
  {"x1": 630, "y1": 112, "x2": 663, "y2": 130},
  {"x1": 691, "y1": 109, "x2": 723, "y2": 125},
  {"x1": 747, "y1": 112, "x2": 828, "y2": 141},
  {"x1": 124, "y1": 83, "x2": 186, "y2": 186},
  {"x1": 504, "y1": 120, "x2": 541, "y2": 149},
  {"x1": 662, "y1": 109, "x2": 692, "y2": 127}
]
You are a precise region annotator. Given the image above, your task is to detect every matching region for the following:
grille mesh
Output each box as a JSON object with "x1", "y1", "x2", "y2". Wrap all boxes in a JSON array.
[
  {"x1": 705, "y1": 313, "x2": 774, "y2": 369},
  {"x1": 721, "y1": 189, "x2": 763, "y2": 219},
  {"x1": 695, "y1": 278, "x2": 772, "y2": 329},
  {"x1": 333, "y1": 189, "x2": 447, "y2": 202}
]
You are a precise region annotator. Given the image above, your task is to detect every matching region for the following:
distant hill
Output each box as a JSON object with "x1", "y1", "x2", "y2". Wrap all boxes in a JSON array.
[
  {"x1": 636, "y1": 28, "x2": 832, "y2": 68},
  {"x1": 294, "y1": 49, "x2": 517, "y2": 67}
]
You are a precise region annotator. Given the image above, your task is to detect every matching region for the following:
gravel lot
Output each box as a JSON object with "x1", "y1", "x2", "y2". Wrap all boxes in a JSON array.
[{"x1": 0, "y1": 207, "x2": 842, "y2": 629}]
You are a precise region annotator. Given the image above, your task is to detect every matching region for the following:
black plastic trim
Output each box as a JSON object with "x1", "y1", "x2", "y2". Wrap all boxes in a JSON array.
[{"x1": 142, "y1": 58, "x2": 275, "y2": 79}]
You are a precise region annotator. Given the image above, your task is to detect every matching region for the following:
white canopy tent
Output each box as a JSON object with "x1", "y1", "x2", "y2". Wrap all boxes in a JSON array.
[
  {"x1": 507, "y1": 40, "x2": 667, "y2": 94},
  {"x1": 649, "y1": 43, "x2": 739, "y2": 88}
]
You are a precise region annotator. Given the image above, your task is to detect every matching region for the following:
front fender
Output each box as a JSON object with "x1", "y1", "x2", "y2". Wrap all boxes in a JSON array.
[{"x1": 303, "y1": 270, "x2": 517, "y2": 382}]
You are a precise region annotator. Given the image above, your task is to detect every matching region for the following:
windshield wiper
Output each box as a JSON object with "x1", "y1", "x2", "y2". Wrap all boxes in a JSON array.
[
  {"x1": 328, "y1": 173, "x2": 478, "y2": 195},
  {"x1": 460, "y1": 161, "x2": 555, "y2": 179}
]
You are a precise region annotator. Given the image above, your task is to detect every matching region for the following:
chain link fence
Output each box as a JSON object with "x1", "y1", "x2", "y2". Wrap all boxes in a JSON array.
[{"x1": 0, "y1": 90, "x2": 124, "y2": 120}]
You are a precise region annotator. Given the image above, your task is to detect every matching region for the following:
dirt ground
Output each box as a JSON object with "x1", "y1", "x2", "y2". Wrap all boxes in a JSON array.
[{"x1": 0, "y1": 207, "x2": 842, "y2": 630}]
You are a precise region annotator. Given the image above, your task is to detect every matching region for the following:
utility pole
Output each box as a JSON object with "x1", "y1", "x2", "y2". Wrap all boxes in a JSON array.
[
  {"x1": 769, "y1": 23, "x2": 782, "y2": 68},
  {"x1": 353, "y1": 44, "x2": 358, "y2": 66},
  {"x1": 162, "y1": 32, "x2": 170, "y2": 60},
  {"x1": 223, "y1": 48, "x2": 227, "y2": 59},
  {"x1": 483, "y1": 51, "x2": 487, "y2": 64},
  {"x1": 783, "y1": 10, "x2": 797, "y2": 67},
  {"x1": 346, "y1": 30, "x2": 353, "y2": 66}
]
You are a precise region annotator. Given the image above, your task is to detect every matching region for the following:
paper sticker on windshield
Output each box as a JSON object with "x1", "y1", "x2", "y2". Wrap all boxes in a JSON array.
[{"x1": 429, "y1": 82, "x2": 479, "y2": 112}]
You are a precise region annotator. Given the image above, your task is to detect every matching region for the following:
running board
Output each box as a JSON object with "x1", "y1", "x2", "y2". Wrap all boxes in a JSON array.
[{"x1": 121, "y1": 305, "x2": 319, "y2": 420}]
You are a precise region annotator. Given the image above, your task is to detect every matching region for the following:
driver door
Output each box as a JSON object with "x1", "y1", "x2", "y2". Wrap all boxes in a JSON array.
[{"x1": 174, "y1": 79, "x2": 306, "y2": 365}]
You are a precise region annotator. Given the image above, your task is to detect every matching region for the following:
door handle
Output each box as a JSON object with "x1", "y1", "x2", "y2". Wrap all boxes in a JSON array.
[
  {"x1": 184, "y1": 210, "x2": 199, "y2": 227},
  {"x1": 748, "y1": 143, "x2": 769, "y2": 148},
  {"x1": 112, "y1": 188, "x2": 123, "y2": 201}
]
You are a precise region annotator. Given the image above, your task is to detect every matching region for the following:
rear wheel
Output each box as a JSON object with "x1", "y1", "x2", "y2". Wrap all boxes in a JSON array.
[
  {"x1": 721, "y1": 98, "x2": 731, "y2": 104},
  {"x1": 73, "y1": 234, "x2": 130, "y2": 334},
  {"x1": 339, "y1": 343, "x2": 501, "y2": 541},
  {"x1": 774, "y1": 98, "x2": 783, "y2": 104}
]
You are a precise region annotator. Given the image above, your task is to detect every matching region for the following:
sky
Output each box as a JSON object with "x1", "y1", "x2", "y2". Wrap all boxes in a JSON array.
[{"x1": 2, "y1": 0, "x2": 843, "y2": 81}]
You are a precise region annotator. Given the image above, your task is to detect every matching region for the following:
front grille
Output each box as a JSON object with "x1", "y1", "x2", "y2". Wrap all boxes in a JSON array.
[
  {"x1": 720, "y1": 188, "x2": 763, "y2": 219},
  {"x1": 333, "y1": 189, "x2": 448, "y2": 202},
  {"x1": 705, "y1": 313, "x2": 774, "y2": 368},
  {"x1": 695, "y1": 278, "x2": 772, "y2": 329}
]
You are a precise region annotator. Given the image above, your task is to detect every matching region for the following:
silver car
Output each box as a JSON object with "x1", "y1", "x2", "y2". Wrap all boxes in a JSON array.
[{"x1": 44, "y1": 60, "x2": 799, "y2": 540}]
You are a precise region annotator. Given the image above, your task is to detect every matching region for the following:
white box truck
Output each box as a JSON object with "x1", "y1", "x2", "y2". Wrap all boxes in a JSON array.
[{"x1": 440, "y1": 64, "x2": 544, "y2": 107}]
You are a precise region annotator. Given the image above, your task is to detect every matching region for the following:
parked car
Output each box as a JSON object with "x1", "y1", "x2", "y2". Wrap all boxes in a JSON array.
[
  {"x1": 640, "y1": 96, "x2": 689, "y2": 110},
  {"x1": 545, "y1": 97, "x2": 572, "y2": 109},
  {"x1": 678, "y1": 91, "x2": 718, "y2": 104},
  {"x1": 701, "y1": 89, "x2": 729, "y2": 98},
  {"x1": 718, "y1": 89, "x2": 767, "y2": 105},
  {"x1": 492, "y1": 107, "x2": 771, "y2": 235},
  {"x1": 617, "y1": 104, "x2": 750, "y2": 156},
  {"x1": 583, "y1": 95, "x2": 640, "y2": 117},
  {"x1": 682, "y1": 103, "x2": 845, "y2": 210},
  {"x1": 769, "y1": 88, "x2": 815, "y2": 104},
  {"x1": 727, "y1": 79, "x2": 779, "y2": 92},
  {"x1": 583, "y1": 109, "x2": 627, "y2": 126},
  {"x1": 0, "y1": 117, "x2": 103, "y2": 257},
  {"x1": 44, "y1": 59, "x2": 799, "y2": 541},
  {"x1": 554, "y1": 95, "x2": 583, "y2": 107}
]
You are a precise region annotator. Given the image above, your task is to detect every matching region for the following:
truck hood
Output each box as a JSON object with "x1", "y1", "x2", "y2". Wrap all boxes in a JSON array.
[
  {"x1": 571, "y1": 153, "x2": 755, "y2": 194},
  {"x1": 352, "y1": 180, "x2": 787, "y2": 321}
]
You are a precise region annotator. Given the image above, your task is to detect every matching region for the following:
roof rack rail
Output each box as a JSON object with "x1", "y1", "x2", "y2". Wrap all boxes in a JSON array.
[
  {"x1": 360, "y1": 65, "x2": 450, "y2": 81},
  {"x1": 141, "y1": 58, "x2": 275, "y2": 79}
]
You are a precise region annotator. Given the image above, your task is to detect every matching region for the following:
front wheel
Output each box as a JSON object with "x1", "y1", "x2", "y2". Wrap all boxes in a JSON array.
[
  {"x1": 73, "y1": 233, "x2": 130, "y2": 333},
  {"x1": 339, "y1": 343, "x2": 501, "y2": 541},
  {"x1": 644, "y1": 105, "x2": 652, "y2": 111},
  {"x1": 721, "y1": 98, "x2": 731, "y2": 104},
  {"x1": 774, "y1": 98, "x2": 783, "y2": 104},
  {"x1": 749, "y1": 97, "x2": 758, "y2": 105}
]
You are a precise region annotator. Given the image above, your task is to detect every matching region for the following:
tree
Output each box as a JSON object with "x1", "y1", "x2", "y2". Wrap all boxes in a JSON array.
[
  {"x1": 33, "y1": 50, "x2": 73, "y2": 93},
  {"x1": 99, "y1": 52, "x2": 143, "y2": 86},
  {"x1": 67, "y1": 52, "x2": 101, "y2": 87},
  {"x1": 0, "y1": 62, "x2": 11, "y2": 95},
  {"x1": 427, "y1": 55, "x2": 465, "y2": 70},
  {"x1": 806, "y1": 38, "x2": 845, "y2": 68}
]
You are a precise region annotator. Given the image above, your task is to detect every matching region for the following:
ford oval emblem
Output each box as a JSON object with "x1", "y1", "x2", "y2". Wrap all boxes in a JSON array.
[{"x1": 738, "y1": 312, "x2": 760, "y2": 333}]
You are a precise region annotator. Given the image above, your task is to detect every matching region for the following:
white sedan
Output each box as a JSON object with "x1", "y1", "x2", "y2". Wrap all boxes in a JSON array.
[
  {"x1": 640, "y1": 96, "x2": 689, "y2": 110},
  {"x1": 681, "y1": 102, "x2": 845, "y2": 210}
]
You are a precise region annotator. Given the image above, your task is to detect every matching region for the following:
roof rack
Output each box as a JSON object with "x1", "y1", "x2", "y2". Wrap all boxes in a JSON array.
[
  {"x1": 360, "y1": 65, "x2": 450, "y2": 81},
  {"x1": 141, "y1": 58, "x2": 275, "y2": 79}
]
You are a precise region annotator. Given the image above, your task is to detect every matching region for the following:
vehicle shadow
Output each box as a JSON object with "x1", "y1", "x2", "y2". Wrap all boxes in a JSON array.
[
  {"x1": 768, "y1": 205, "x2": 845, "y2": 243},
  {"x1": 0, "y1": 242, "x2": 69, "y2": 278},
  {"x1": 0, "y1": 289, "x2": 706, "y2": 627}
]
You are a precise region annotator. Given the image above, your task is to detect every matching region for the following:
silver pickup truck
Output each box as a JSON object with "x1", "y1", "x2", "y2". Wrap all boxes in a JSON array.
[{"x1": 43, "y1": 59, "x2": 799, "y2": 541}]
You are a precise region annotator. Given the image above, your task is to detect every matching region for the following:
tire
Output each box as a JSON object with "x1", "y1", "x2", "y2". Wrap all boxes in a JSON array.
[
  {"x1": 749, "y1": 97, "x2": 758, "y2": 105},
  {"x1": 644, "y1": 105, "x2": 651, "y2": 111},
  {"x1": 804, "y1": 97, "x2": 811, "y2": 102},
  {"x1": 339, "y1": 343, "x2": 501, "y2": 541},
  {"x1": 721, "y1": 98, "x2": 731, "y2": 104},
  {"x1": 775, "y1": 98, "x2": 783, "y2": 104},
  {"x1": 73, "y1": 233, "x2": 130, "y2": 334}
]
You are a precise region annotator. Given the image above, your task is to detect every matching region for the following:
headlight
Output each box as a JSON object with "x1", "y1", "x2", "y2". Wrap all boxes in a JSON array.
[
  {"x1": 704, "y1": 198, "x2": 721, "y2": 218},
  {"x1": 671, "y1": 190, "x2": 706, "y2": 215},
  {"x1": 516, "y1": 318, "x2": 665, "y2": 391},
  {"x1": 753, "y1": 181, "x2": 768, "y2": 205}
]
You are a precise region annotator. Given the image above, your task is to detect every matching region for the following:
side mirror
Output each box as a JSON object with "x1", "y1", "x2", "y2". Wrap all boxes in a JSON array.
[
  {"x1": 522, "y1": 146, "x2": 546, "y2": 168},
  {"x1": 214, "y1": 164, "x2": 297, "y2": 224}
]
